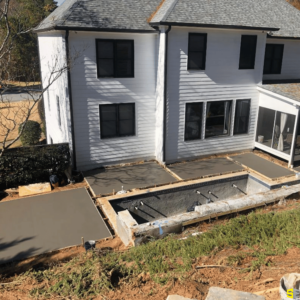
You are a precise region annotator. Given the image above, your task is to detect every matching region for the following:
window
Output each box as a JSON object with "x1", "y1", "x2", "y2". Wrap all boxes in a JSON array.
[
  {"x1": 99, "y1": 103, "x2": 135, "y2": 139},
  {"x1": 239, "y1": 35, "x2": 257, "y2": 69},
  {"x1": 263, "y1": 44, "x2": 284, "y2": 74},
  {"x1": 56, "y1": 96, "x2": 61, "y2": 126},
  {"x1": 96, "y1": 39, "x2": 134, "y2": 78},
  {"x1": 185, "y1": 103, "x2": 203, "y2": 140},
  {"x1": 188, "y1": 33, "x2": 207, "y2": 70},
  {"x1": 205, "y1": 101, "x2": 232, "y2": 138},
  {"x1": 234, "y1": 99, "x2": 251, "y2": 135},
  {"x1": 256, "y1": 107, "x2": 295, "y2": 154}
]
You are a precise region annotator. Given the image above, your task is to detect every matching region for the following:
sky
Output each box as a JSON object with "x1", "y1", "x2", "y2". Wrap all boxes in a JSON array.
[{"x1": 57, "y1": 0, "x2": 65, "y2": 5}]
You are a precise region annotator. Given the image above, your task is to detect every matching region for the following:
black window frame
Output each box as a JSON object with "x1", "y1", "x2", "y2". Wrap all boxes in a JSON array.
[
  {"x1": 205, "y1": 100, "x2": 233, "y2": 139},
  {"x1": 239, "y1": 35, "x2": 257, "y2": 70},
  {"x1": 234, "y1": 99, "x2": 251, "y2": 135},
  {"x1": 185, "y1": 102, "x2": 203, "y2": 141},
  {"x1": 99, "y1": 103, "x2": 135, "y2": 139},
  {"x1": 263, "y1": 44, "x2": 284, "y2": 75},
  {"x1": 188, "y1": 33, "x2": 207, "y2": 70},
  {"x1": 96, "y1": 39, "x2": 134, "y2": 78}
]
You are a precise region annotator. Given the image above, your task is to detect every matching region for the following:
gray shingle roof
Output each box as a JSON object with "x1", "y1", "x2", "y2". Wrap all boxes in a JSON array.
[
  {"x1": 35, "y1": 0, "x2": 300, "y2": 38},
  {"x1": 260, "y1": 82, "x2": 300, "y2": 103},
  {"x1": 35, "y1": 0, "x2": 162, "y2": 32}
]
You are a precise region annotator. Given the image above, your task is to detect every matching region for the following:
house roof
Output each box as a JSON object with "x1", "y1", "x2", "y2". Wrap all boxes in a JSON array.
[
  {"x1": 260, "y1": 80, "x2": 300, "y2": 103},
  {"x1": 35, "y1": 0, "x2": 162, "y2": 32},
  {"x1": 35, "y1": 0, "x2": 300, "y2": 38}
]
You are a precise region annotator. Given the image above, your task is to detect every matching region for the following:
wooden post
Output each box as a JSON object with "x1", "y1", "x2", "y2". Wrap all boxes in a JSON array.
[{"x1": 81, "y1": 237, "x2": 84, "y2": 246}]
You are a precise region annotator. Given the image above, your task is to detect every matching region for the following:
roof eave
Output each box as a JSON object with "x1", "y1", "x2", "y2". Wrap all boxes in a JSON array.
[
  {"x1": 34, "y1": 25, "x2": 157, "y2": 34},
  {"x1": 267, "y1": 34, "x2": 300, "y2": 40},
  {"x1": 149, "y1": 21, "x2": 280, "y2": 32}
]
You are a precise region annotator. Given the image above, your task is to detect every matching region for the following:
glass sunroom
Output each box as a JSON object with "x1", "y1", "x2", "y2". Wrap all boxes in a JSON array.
[{"x1": 257, "y1": 84, "x2": 300, "y2": 168}]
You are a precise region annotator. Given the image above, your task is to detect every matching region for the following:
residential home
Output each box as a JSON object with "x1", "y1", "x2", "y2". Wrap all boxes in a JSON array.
[{"x1": 35, "y1": 0, "x2": 300, "y2": 171}]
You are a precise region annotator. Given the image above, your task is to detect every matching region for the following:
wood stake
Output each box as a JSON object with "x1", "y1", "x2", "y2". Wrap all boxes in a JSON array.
[{"x1": 81, "y1": 237, "x2": 84, "y2": 246}]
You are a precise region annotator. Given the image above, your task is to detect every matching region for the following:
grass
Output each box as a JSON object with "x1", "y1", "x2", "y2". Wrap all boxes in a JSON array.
[{"x1": 19, "y1": 208, "x2": 300, "y2": 299}]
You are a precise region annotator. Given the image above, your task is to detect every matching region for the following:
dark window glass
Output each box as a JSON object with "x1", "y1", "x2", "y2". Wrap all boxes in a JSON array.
[
  {"x1": 185, "y1": 103, "x2": 203, "y2": 140},
  {"x1": 96, "y1": 40, "x2": 134, "y2": 78},
  {"x1": 234, "y1": 99, "x2": 250, "y2": 135},
  {"x1": 56, "y1": 95, "x2": 61, "y2": 126},
  {"x1": 263, "y1": 44, "x2": 284, "y2": 74},
  {"x1": 205, "y1": 101, "x2": 232, "y2": 138},
  {"x1": 188, "y1": 33, "x2": 207, "y2": 70},
  {"x1": 239, "y1": 35, "x2": 257, "y2": 69},
  {"x1": 100, "y1": 103, "x2": 135, "y2": 138}
]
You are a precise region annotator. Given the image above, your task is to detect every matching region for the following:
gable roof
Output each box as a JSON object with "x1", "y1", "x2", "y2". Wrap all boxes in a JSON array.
[{"x1": 35, "y1": 0, "x2": 300, "y2": 38}]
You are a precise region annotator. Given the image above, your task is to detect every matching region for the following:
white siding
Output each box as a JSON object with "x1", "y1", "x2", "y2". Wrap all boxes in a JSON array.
[
  {"x1": 165, "y1": 27, "x2": 266, "y2": 162},
  {"x1": 38, "y1": 32, "x2": 72, "y2": 146},
  {"x1": 263, "y1": 38, "x2": 300, "y2": 80},
  {"x1": 69, "y1": 32, "x2": 158, "y2": 171}
]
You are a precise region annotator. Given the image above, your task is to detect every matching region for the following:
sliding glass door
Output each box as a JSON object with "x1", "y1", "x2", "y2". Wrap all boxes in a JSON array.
[{"x1": 256, "y1": 107, "x2": 295, "y2": 155}]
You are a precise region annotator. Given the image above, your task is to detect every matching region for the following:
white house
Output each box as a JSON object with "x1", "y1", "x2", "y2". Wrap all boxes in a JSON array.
[{"x1": 35, "y1": 0, "x2": 300, "y2": 171}]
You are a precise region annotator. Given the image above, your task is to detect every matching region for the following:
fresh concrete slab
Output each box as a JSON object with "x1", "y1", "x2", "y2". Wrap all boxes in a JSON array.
[
  {"x1": 85, "y1": 162, "x2": 176, "y2": 196},
  {"x1": 205, "y1": 287, "x2": 265, "y2": 299},
  {"x1": 167, "y1": 158, "x2": 244, "y2": 180},
  {"x1": 230, "y1": 153, "x2": 294, "y2": 180},
  {"x1": 0, "y1": 188, "x2": 111, "y2": 264}
]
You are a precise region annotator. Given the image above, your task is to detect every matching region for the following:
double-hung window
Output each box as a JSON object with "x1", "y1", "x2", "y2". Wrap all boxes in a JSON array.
[
  {"x1": 234, "y1": 99, "x2": 251, "y2": 135},
  {"x1": 188, "y1": 33, "x2": 207, "y2": 70},
  {"x1": 99, "y1": 103, "x2": 135, "y2": 139},
  {"x1": 239, "y1": 35, "x2": 257, "y2": 69},
  {"x1": 205, "y1": 101, "x2": 232, "y2": 138},
  {"x1": 185, "y1": 103, "x2": 203, "y2": 141},
  {"x1": 263, "y1": 44, "x2": 284, "y2": 74},
  {"x1": 96, "y1": 39, "x2": 134, "y2": 78}
]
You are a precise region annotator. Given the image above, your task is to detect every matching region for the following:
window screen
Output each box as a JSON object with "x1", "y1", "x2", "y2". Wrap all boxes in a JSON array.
[
  {"x1": 234, "y1": 99, "x2": 250, "y2": 135},
  {"x1": 263, "y1": 44, "x2": 284, "y2": 74},
  {"x1": 205, "y1": 101, "x2": 232, "y2": 138},
  {"x1": 100, "y1": 103, "x2": 135, "y2": 138},
  {"x1": 188, "y1": 33, "x2": 207, "y2": 70},
  {"x1": 96, "y1": 40, "x2": 134, "y2": 78},
  {"x1": 185, "y1": 103, "x2": 203, "y2": 140},
  {"x1": 239, "y1": 35, "x2": 257, "y2": 69}
]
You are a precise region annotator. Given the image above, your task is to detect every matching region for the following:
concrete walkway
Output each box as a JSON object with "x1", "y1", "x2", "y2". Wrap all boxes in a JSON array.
[{"x1": 0, "y1": 188, "x2": 111, "y2": 264}]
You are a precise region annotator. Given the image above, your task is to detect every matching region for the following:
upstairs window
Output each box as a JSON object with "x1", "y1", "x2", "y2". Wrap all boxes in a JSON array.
[
  {"x1": 239, "y1": 35, "x2": 257, "y2": 69},
  {"x1": 205, "y1": 101, "x2": 232, "y2": 138},
  {"x1": 234, "y1": 99, "x2": 251, "y2": 135},
  {"x1": 188, "y1": 33, "x2": 207, "y2": 70},
  {"x1": 96, "y1": 39, "x2": 134, "y2": 78},
  {"x1": 263, "y1": 44, "x2": 284, "y2": 74},
  {"x1": 185, "y1": 103, "x2": 203, "y2": 141},
  {"x1": 99, "y1": 103, "x2": 135, "y2": 139}
]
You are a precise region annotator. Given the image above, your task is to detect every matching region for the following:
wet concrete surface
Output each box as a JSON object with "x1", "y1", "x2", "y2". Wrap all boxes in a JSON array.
[
  {"x1": 167, "y1": 158, "x2": 244, "y2": 180},
  {"x1": 85, "y1": 162, "x2": 176, "y2": 196},
  {"x1": 0, "y1": 188, "x2": 111, "y2": 264},
  {"x1": 230, "y1": 153, "x2": 294, "y2": 179}
]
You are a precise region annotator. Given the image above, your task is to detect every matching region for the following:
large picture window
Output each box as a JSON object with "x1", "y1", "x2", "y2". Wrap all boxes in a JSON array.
[
  {"x1": 205, "y1": 101, "x2": 232, "y2": 138},
  {"x1": 99, "y1": 103, "x2": 135, "y2": 139},
  {"x1": 263, "y1": 44, "x2": 284, "y2": 74},
  {"x1": 96, "y1": 39, "x2": 134, "y2": 78},
  {"x1": 239, "y1": 35, "x2": 257, "y2": 69},
  {"x1": 234, "y1": 99, "x2": 251, "y2": 135},
  {"x1": 188, "y1": 33, "x2": 207, "y2": 70},
  {"x1": 185, "y1": 103, "x2": 203, "y2": 140}
]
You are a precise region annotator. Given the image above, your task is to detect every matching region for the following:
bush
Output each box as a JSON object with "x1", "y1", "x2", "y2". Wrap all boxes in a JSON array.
[{"x1": 19, "y1": 120, "x2": 42, "y2": 146}]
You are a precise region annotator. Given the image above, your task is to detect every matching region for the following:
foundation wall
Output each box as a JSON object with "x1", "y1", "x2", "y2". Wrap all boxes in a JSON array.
[{"x1": 111, "y1": 175, "x2": 250, "y2": 224}]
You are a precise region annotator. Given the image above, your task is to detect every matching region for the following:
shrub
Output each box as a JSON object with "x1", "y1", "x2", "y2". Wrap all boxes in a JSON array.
[{"x1": 19, "y1": 120, "x2": 42, "y2": 146}]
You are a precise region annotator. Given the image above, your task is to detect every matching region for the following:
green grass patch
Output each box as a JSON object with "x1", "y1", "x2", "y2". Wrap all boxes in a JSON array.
[{"x1": 23, "y1": 208, "x2": 300, "y2": 298}]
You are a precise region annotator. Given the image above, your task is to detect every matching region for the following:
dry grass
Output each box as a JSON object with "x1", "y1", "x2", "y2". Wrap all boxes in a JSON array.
[{"x1": 0, "y1": 100, "x2": 42, "y2": 144}]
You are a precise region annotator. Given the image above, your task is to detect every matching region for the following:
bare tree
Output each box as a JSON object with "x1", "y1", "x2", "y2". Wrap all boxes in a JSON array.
[{"x1": 0, "y1": 0, "x2": 79, "y2": 156}]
